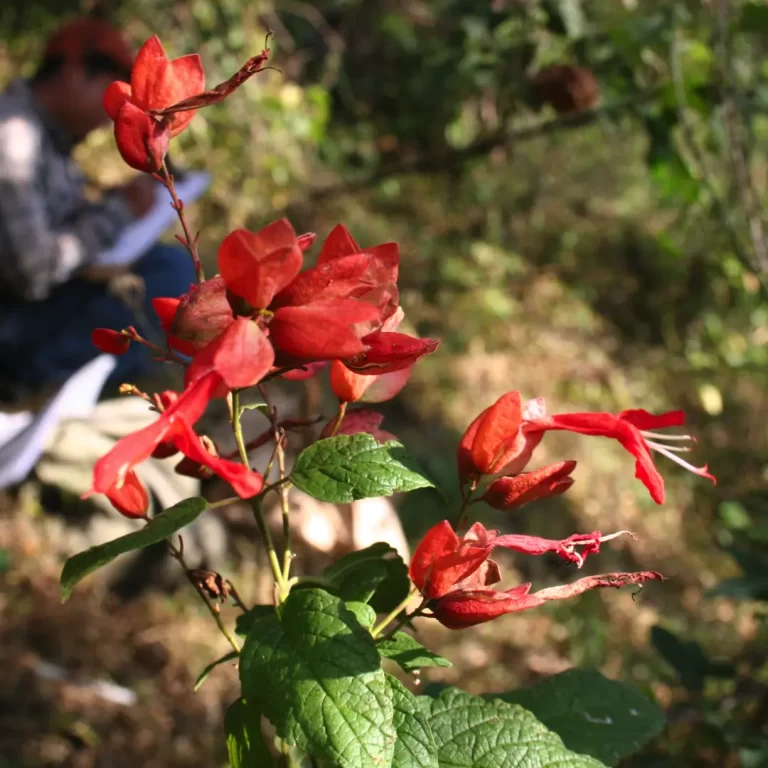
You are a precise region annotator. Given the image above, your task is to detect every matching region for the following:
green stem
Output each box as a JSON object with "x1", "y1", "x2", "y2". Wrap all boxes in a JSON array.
[
  {"x1": 231, "y1": 390, "x2": 250, "y2": 468},
  {"x1": 329, "y1": 401, "x2": 347, "y2": 436},
  {"x1": 251, "y1": 497, "x2": 286, "y2": 591},
  {"x1": 371, "y1": 590, "x2": 420, "y2": 638}
]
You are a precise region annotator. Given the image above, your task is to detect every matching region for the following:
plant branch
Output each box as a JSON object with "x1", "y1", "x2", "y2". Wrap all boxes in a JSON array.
[
  {"x1": 371, "y1": 591, "x2": 421, "y2": 639},
  {"x1": 158, "y1": 161, "x2": 205, "y2": 283},
  {"x1": 169, "y1": 537, "x2": 240, "y2": 654}
]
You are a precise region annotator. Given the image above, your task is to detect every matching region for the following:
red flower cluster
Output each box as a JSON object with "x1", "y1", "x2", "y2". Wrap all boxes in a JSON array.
[
  {"x1": 90, "y1": 222, "x2": 438, "y2": 509},
  {"x1": 459, "y1": 390, "x2": 715, "y2": 506},
  {"x1": 410, "y1": 521, "x2": 662, "y2": 629}
]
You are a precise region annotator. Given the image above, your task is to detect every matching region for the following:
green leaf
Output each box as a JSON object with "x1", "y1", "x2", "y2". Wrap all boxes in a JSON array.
[
  {"x1": 346, "y1": 601, "x2": 377, "y2": 630},
  {"x1": 235, "y1": 605, "x2": 276, "y2": 636},
  {"x1": 494, "y1": 669, "x2": 665, "y2": 766},
  {"x1": 240, "y1": 588, "x2": 395, "y2": 768},
  {"x1": 225, "y1": 697, "x2": 273, "y2": 767},
  {"x1": 194, "y1": 651, "x2": 239, "y2": 692},
  {"x1": 378, "y1": 633, "x2": 452, "y2": 673},
  {"x1": 420, "y1": 688, "x2": 607, "y2": 767},
  {"x1": 291, "y1": 434, "x2": 433, "y2": 503},
  {"x1": 60, "y1": 497, "x2": 208, "y2": 601},
  {"x1": 323, "y1": 543, "x2": 411, "y2": 613},
  {"x1": 387, "y1": 675, "x2": 438, "y2": 768}
]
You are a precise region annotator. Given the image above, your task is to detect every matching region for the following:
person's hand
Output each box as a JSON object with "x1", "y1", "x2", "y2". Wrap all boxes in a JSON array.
[{"x1": 119, "y1": 175, "x2": 157, "y2": 218}]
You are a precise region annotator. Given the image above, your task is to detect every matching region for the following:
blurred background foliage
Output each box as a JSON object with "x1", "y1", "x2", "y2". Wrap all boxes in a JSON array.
[{"x1": 1, "y1": 0, "x2": 768, "y2": 766}]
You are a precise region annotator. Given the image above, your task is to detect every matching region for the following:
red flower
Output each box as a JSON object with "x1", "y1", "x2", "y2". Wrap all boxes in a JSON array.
[
  {"x1": 90, "y1": 371, "x2": 224, "y2": 495},
  {"x1": 481, "y1": 461, "x2": 576, "y2": 510},
  {"x1": 410, "y1": 520, "x2": 660, "y2": 629},
  {"x1": 172, "y1": 420, "x2": 263, "y2": 498},
  {"x1": 525, "y1": 408, "x2": 716, "y2": 504},
  {"x1": 100, "y1": 470, "x2": 150, "y2": 519},
  {"x1": 91, "y1": 328, "x2": 131, "y2": 355},
  {"x1": 457, "y1": 392, "x2": 546, "y2": 483},
  {"x1": 104, "y1": 36, "x2": 205, "y2": 134}
]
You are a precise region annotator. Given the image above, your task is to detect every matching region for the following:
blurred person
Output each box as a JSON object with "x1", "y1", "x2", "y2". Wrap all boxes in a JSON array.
[{"x1": 0, "y1": 17, "x2": 195, "y2": 403}]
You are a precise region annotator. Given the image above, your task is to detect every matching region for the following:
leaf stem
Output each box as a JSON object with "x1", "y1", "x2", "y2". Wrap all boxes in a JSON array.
[
  {"x1": 231, "y1": 390, "x2": 250, "y2": 468},
  {"x1": 371, "y1": 590, "x2": 420, "y2": 638}
]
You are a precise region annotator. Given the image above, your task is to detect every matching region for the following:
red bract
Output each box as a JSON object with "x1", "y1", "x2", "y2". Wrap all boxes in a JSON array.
[
  {"x1": 167, "y1": 276, "x2": 235, "y2": 354},
  {"x1": 481, "y1": 461, "x2": 576, "y2": 510},
  {"x1": 434, "y1": 571, "x2": 664, "y2": 629},
  {"x1": 104, "y1": 35, "x2": 205, "y2": 137},
  {"x1": 525, "y1": 408, "x2": 716, "y2": 504},
  {"x1": 329, "y1": 308, "x2": 436, "y2": 403},
  {"x1": 218, "y1": 220, "x2": 303, "y2": 309},
  {"x1": 457, "y1": 392, "x2": 545, "y2": 482},
  {"x1": 90, "y1": 371, "x2": 224, "y2": 495},
  {"x1": 185, "y1": 316, "x2": 274, "y2": 390},
  {"x1": 411, "y1": 520, "x2": 658, "y2": 629},
  {"x1": 91, "y1": 328, "x2": 131, "y2": 355},
  {"x1": 345, "y1": 332, "x2": 439, "y2": 375},
  {"x1": 100, "y1": 470, "x2": 150, "y2": 519}
]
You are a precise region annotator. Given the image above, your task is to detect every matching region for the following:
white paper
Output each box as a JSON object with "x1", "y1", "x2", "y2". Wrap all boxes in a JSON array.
[
  {"x1": 96, "y1": 171, "x2": 211, "y2": 267},
  {"x1": 0, "y1": 354, "x2": 116, "y2": 489}
]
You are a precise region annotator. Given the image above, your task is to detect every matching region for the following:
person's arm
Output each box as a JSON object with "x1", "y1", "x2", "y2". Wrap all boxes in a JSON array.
[{"x1": 0, "y1": 114, "x2": 135, "y2": 301}]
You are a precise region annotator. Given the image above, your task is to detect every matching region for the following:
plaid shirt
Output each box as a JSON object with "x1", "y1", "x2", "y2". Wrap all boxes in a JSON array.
[{"x1": 0, "y1": 79, "x2": 133, "y2": 301}]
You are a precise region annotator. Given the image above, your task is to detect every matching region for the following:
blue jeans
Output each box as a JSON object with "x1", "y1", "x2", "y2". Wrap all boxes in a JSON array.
[{"x1": 0, "y1": 244, "x2": 196, "y2": 393}]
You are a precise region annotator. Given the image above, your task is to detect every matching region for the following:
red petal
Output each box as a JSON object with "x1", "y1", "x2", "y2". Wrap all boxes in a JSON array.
[
  {"x1": 173, "y1": 420, "x2": 264, "y2": 498},
  {"x1": 90, "y1": 371, "x2": 224, "y2": 494},
  {"x1": 526, "y1": 412, "x2": 666, "y2": 504},
  {"x1": 493, "y1": 530, "x2": 604, "y2": 566},
  {"x1": 102, "y1": 470, "x2": 149, "y2": 518},
  {"x1": 274, "y1": 253, "x2": 373, "y2": 307},
  {"x1": 270, "y1": 301, "x2": 380, "y2": 362},
  {"x1": 218, "y1": 220, "x2": 302, "y2": 309},
  {"x1": 103, "y1": 80, "x2": 131, "y2": 120},
  {"x1": 130, "y1": 36, "x2": 172, "y2": 111},
  {"x1": 91, "y1": 328, "x2": 131, "y2": 355},
  {"x1": 167, "y1": 53, "x2": 205, "y2": 135},
  {"x1": 481, "y1": 461, "x2": 576, "y2": 510},
  {"x1": 345, "y1": 332, "x2": 439, "y2": 375},
  {"x1": 618, "y1": 409, "x2": 686, "y2": 430},
  {"x1": 185, "y1": 317, "x2": 274, "y2": 390},
  {"x1": 114, "y1": 102, "x2": 170, "y2": 172}
]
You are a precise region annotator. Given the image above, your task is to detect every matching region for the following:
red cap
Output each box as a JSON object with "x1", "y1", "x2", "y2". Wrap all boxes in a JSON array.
[{"x1": 44, "y1": 17, "x2": 134, "y2": 75}]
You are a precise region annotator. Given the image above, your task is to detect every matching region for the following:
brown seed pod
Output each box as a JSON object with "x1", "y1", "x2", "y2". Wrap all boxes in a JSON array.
[{"x1": 530, "y1": 64, "x2": 599, "y2": 114}]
